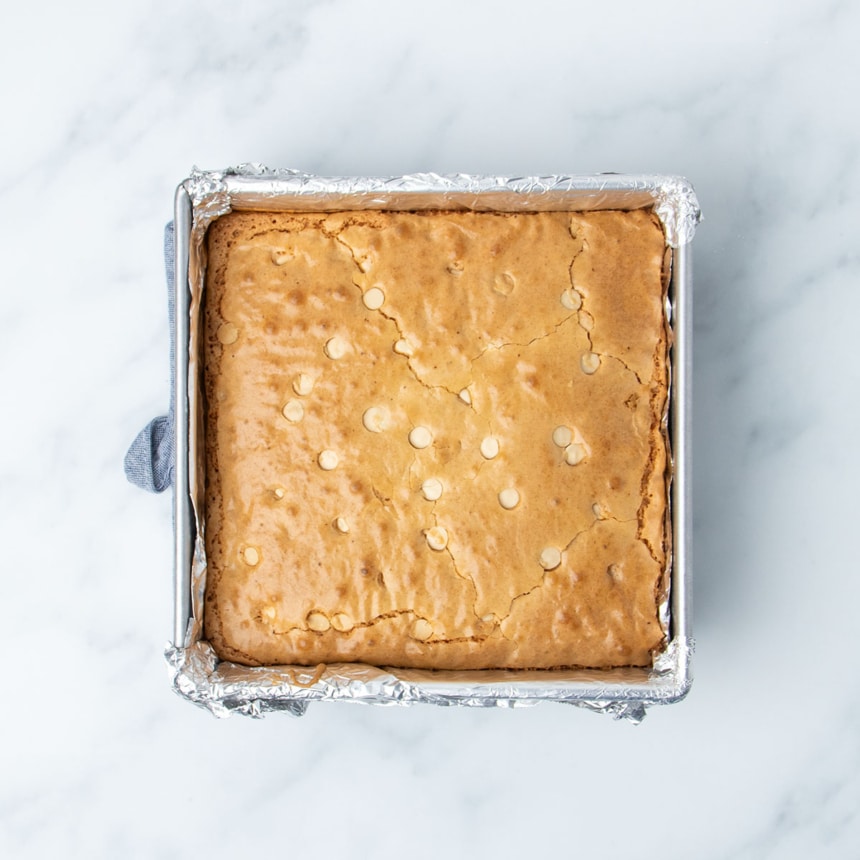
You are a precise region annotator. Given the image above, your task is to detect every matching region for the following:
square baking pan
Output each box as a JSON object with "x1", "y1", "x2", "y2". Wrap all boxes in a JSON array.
[{"x1": 167, "y1": 166, "x2": 698, "y2": 720}]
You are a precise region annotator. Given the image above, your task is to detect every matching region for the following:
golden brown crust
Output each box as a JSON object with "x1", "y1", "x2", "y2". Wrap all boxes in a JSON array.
[{"x1": 203, "y1": 209, "x2": 669, "y2": 669}]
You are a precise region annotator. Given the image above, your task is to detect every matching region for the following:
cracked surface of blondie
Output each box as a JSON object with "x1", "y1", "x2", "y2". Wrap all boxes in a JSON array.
[{"x1": 203, "y1": 209, "x2": 669, "y2": 669}]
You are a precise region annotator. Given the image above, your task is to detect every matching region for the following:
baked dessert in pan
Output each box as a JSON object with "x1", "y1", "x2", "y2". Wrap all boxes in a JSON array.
[{"x1": 203, "y1": 208, "x2": 670, "y2": 670}]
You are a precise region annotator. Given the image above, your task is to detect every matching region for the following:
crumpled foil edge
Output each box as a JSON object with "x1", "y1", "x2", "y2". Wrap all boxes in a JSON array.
[
  {"x1": 166, "y1": 637, "x2": 695, "y2": 724},
  {"x1": 183, "y1": 164, "x2": 701, "y2": 247},
  {"x1": 172, "y1": 165, "x2": 698, "y2": 723}
]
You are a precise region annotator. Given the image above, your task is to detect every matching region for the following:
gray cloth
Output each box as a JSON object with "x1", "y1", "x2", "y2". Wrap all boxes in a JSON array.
[{"x1": 124, "y1": 223, "x2": 176, "y2": 493}]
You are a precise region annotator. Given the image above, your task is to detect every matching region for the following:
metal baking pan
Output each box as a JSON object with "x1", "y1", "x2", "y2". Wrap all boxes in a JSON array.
[{"x1": 167, "y1": 166, "x2": 699, "y2": 721}]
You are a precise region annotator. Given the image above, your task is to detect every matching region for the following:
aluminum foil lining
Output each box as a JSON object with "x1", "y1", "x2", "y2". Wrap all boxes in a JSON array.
[
  {"x1": 183, "y1": 165, "x2": 701, "y2": 247},
  {"x1": 171, "y1": 165, "x2": 699, "y2": 722},
  {"x1": 166, "y1": 636, "x2": 694, "y2": 724}
]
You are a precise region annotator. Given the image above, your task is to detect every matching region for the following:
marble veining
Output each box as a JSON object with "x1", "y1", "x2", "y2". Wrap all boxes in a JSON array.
[{"x1": 1, "y1": 0, "x2": 859, "y2": 857}]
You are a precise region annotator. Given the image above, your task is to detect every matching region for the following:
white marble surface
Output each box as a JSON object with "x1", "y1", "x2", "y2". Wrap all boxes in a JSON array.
[{"x1": 2, "y1": 0, "x2": 859, "y2": 857}]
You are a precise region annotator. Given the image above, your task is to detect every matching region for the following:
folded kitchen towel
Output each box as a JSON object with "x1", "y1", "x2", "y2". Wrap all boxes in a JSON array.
[{"x1": 124, "y1": 222, "x2": 176, "y2": 493}]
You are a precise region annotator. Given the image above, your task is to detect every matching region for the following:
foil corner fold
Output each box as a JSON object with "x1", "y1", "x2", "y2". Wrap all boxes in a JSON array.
[{"x1": 653, "y1": 176, "x2": 702, "y2": 248}]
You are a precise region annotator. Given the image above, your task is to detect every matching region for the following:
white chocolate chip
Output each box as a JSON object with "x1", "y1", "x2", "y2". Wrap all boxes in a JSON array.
[
  {"x1": 458, "y1": 388, "x2": 472, "y2": 405},
  {"x1": 273, "y1": 487, "x2": 285, "y2": 499},
  {"x1": 243, "y1": 546, "x2": 260, "y2": 566},
  {"x1": 318, "y1": 450, "x2": 339, "y2": 471},
  {"x1": 580, "y1": 352, "x2": 600, "y2": 375},
  {"x1": 412, "y1": 618, "x2": 433, "y2": 640},
  {"x1": 493, "y1": 272, "x2": 516, "y2": 296},
  {"x1": 561, "y1": 289, "x2": 582, "y2": 311},
  {"x1": 421, "y1": 478, "x2": 443, "y2": 501},
  {"x1": 217, "y1": 322, "x2": 239, "y2": 345},
  {"x1": 539, "y1": 547, "x2": 562, "y2": 570},
  {"x1": 324, "y1": 336, "x2": 348, "y2": 360},
  {"x1": 579, "y1": 310, "x2": 595, "y2": 332},
  {"x1": 331, "y1": 612, "x2": 354, "y2": 632},
  {"x1": 363, "y1": 287, "x2": 385, "y2": 310},
  {"x1": 481, "y1": 614, "x2": 496, "y2": 623},
  {"x1": 552, "y1": 425, "x2": 573, "y2": 448},
  {"x1": 409, "y1": 426, "x2": 433, "y2": 449},
  {"x1": 307, "y1": 611, "x2": 330, "y2": 632},
  {"x1": 564, "y1": 442, "x2": 587, "y2": 465},
  {"x1": 282, "y1": 399, "x2": 304, "y2": 423},
  {"x1": 293, "y1": 373, "x2": 315, "y2": 396},
  {"x1": 480, "y1": 436, "x2": 500, "y2": 460},
  {"x1": 393, "y1": 338, "x2": 414, "y2": 357},
  {"x1": 362, "y1": 406, "x2": 391, "y2": 433},
  {"x1": 592, "y1": 502, "x2": 605, "y2": 519},
  {"x1": 425, "y1": 526, "x2": 448, "y2": 551},
  {"x1": 262, "y1": 605, "x2": 277, "y2": 621},
  {"x1": 271, "y1": 249, "x2": 294, "y2": 265},
  {"x1": 334, "y1": 516, "x2": 350, "y2": 534},
  {"x1": 498, "y1": 488, "x2": 520, "y2": 510}
]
